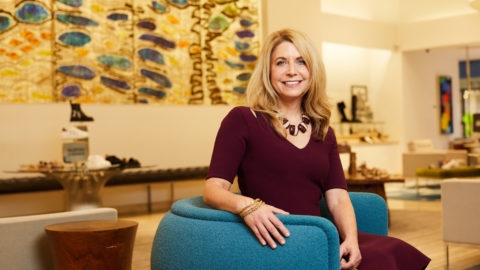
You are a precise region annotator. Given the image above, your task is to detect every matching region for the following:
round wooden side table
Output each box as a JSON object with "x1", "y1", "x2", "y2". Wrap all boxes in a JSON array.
[{"x1": 45, "y1": 220, "x2": 138, "y2": 270}]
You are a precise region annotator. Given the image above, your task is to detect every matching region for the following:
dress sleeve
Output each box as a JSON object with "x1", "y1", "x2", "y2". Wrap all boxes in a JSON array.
[
  {"x1": 206, "y1": 107, "x2": 249, "y2": 183},
  {"x1": 324, "y1": 127, "x2": 348, "y2": 191}
]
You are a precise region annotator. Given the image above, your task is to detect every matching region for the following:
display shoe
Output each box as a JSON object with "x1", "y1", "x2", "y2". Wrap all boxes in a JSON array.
[
  {"x1": 70, "y1": 101, "x2": 94, "y2": 122},
  {"x1": 106, "y1": 155, "x2": 125, "y2": 167},
  {"x1": 61, "y1": 126, "x2": 89, "y2": 140},
  {"x1": 337, "y1": 102, "x2": 350, "y2": 122},
  {"x1": 87, "y1": 155, "x2": 112, "y2": 169},
  {"x1": 126, "y1": 158, "x2": 141, "y2": 168}
]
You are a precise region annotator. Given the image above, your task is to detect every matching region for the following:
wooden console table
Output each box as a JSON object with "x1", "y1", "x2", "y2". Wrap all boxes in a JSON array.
[
  {"x1": 346, "y1": 175, "x2": 404, "y2": 227},
  {"x1": 346, "y1": 175, "x2": 404, "y2": 201},
  {"x1": 45, "y1": 219, "x2": 138, "y2": 270}
]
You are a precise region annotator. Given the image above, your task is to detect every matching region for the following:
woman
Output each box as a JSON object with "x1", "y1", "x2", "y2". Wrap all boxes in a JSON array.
[{"x1": 203, "y1": 29, "x2": 430, "y2": 270}]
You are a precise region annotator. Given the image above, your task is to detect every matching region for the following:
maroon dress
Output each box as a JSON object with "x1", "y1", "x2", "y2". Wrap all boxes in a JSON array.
[{"x1": 207, "y1": 106, "x2": 430, "y2": 270}]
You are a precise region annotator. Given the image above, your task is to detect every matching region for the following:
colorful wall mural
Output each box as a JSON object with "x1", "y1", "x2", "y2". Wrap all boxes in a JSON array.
[{"x1": 0, "y1": 0, "x2": 261, "y2": 105}]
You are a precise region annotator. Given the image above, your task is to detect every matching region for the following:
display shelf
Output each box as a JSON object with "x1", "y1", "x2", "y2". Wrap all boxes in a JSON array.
[
  {"x1": 346, "y1": 141, "x2": 399, "y2": 146},
  {"x1": 332, "y1": 121, "x2": 390, "y2": 145}
]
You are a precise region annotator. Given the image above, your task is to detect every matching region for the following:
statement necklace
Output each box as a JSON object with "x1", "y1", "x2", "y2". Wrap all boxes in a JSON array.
[{"x1": 282, "y1": 114, "x2": 310, "y2": 136}]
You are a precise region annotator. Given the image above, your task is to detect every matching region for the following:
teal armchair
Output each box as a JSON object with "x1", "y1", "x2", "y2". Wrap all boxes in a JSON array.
[{"x1": 151, "y1": 192, "x2": 387, "y2": 270}]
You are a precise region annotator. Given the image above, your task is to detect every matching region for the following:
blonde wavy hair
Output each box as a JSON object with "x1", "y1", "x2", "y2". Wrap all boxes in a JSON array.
[{"x1": 246, "y1": 28, "x2": 331, "y2": 140}]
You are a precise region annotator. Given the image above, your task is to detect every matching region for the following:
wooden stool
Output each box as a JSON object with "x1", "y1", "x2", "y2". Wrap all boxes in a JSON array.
[{"x1": 45, "y1": 220, "x2": 138, "y2": 270}]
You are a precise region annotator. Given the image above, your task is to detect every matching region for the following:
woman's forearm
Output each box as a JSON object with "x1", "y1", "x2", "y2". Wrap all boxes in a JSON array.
[
  {"x1": 325, "y1": 189, "x2": 358, "y2": 242},
  {"x1": 203, "y1": 177, "x2": 254, "y2": 214}
]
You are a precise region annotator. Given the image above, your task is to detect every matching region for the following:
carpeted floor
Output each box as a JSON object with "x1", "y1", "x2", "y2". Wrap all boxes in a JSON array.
[{"x1": 385, "y1": 181, "x2": 441, "y2": 201}]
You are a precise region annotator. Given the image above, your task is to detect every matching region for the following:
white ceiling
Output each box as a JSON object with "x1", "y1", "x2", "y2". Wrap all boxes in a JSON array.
[{"x1": 321, "y1": 0, "x2": 477, "y2": 23}]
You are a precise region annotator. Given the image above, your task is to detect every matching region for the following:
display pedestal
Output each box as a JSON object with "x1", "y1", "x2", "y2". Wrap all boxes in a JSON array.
[{"x1": 43, "y1": 166, "x2": 122, "y2": 211}]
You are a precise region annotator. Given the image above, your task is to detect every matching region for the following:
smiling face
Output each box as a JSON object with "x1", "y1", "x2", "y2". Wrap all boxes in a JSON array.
[{"x1": 270, "y1": 41, "x2": 310, "y2": 104}]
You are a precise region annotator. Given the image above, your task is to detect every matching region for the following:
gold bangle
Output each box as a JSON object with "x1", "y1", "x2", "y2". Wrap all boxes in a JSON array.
[
  {"x1": 238, "y1": 200, "x2": 259, "y2": 217},
  {"x1": 238, "y1": 198, "x2": 260, "y2": 215},
  {"x1": 240, "y1": 200, "x2": 265, "y2": 218}
]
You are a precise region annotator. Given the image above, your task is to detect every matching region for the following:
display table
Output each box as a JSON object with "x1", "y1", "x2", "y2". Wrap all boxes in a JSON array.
[
  {"x1": 346, "y1": 175, "x2": 404, "y2": 227},
  {"x1": 42, "y1": 166, "x2": 123, "y2": 211},
  {"x1": 346, "y1": 175, "x2": 404, "y2": 201},
  {"x1": 45, "y1": 219, "x2": 138, "y2": 270}
]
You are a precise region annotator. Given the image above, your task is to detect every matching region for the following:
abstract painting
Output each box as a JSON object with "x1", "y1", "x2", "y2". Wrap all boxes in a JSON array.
[
  {"x1": 0, "y1": 0, "x2": 261, "y2": 105},
  {"x1": 439, "y1": 75, "x2": 453, "y2": 134}
]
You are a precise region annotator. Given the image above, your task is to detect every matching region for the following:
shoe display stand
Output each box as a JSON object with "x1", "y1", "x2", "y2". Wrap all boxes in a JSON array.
[{"x1": 62, "y1": 125, "x2": 89, "y2": 164}]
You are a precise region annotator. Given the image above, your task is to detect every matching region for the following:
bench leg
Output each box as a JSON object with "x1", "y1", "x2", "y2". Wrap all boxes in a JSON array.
[{"x1": 147, "y1": 184, "x2": 152, "y2": 214}]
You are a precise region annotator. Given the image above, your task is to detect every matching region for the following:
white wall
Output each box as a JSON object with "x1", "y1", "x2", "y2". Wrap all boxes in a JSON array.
[
  {"x1": 0, "y1": 104, "x2": 231, "y2": 171},
  {"x1": 323, "y1": 43, "x2": 400, "y2": 128},
  {"x1": 398, "y1": 14, "x2": 480, "y2": 51},
  {"x1": 262, "y1": 0, "x2": 323, "y2": 49},
  {"x1": 0, "y1": 104, "x2": 231, "y2": 217},
  {"x1": 322, "y1": 0, "x2": 476, "y2": 24},
  {"x1": 323, "y1": 42, "x2": 403, "y2": 173},
  {"x1": 319, "y1": 13, "x2": 397, "y2": 51},
  {"x1": 398, "y1": 0, "x2": 475, "y2": 23},
  {"x1": 402, "y1": 47, "x2": 480, "y2": 148},
  {"x1": 322, "y1": 0, "x2": 400, "y2": 23}
]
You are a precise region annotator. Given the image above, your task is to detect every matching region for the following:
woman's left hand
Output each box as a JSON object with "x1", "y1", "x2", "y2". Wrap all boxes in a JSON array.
[{"x1": 339, "y1": 239, "x2": 361, "y2": 270}]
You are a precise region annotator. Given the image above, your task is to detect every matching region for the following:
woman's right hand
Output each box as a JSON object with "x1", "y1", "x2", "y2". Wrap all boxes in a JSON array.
[
  {"x1": 242, "y1": 203, "x2": 290, "y2": 249},
  {"x1": 203, "y1": 178, "x2": 290, "y2": 249}
]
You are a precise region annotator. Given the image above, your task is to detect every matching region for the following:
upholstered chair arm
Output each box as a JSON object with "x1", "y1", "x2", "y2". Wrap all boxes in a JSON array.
[
  {"x1": 151, "y1": 196, "x2": 340, "y2": 270},
  {"x1": 349, "y1": 192, "x2": 388, "y2": 236},
  {"x1": 319, "y1": 192, "x2": 388, "y2": 236}
]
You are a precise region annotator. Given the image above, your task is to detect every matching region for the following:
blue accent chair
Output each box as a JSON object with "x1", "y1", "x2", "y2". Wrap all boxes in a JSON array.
[{"x1": 151, "y1": 192, "x2": 388, "y2": 270}]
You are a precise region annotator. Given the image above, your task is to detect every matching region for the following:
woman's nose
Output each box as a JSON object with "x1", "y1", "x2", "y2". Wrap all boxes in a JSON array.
[{"x1": 287, "y1": 62, "x2": 297, "y2": 75}]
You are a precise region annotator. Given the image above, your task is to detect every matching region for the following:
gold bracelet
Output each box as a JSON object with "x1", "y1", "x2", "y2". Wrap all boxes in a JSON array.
[
  {"x1": 238, "y1": 198, "x2": 260, "y2": 215},
  {"x1": 239, "y1": 199, "x2": 261, "y2": 218},
  {"x1": 239, "y1": 200, "x2": 265, "y2": 218}
]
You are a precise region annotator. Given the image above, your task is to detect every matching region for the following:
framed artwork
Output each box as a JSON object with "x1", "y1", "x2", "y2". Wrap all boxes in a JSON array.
[{"x1": 439, "y1": 75, "x2": 453, "y2": 134}]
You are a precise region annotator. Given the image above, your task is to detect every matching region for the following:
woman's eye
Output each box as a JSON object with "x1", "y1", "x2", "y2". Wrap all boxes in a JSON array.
[
  {"x1": 297, "y1": 59, "x2": 306, "y2": 65},
  {"x1": 276, "y1": 60, "x2": 286, "y2": 66}
]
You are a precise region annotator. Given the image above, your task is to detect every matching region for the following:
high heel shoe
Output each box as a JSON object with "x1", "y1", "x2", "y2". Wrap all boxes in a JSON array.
[{"x1": 70, "y1": 101, "x2": 94, "y2": 122}]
